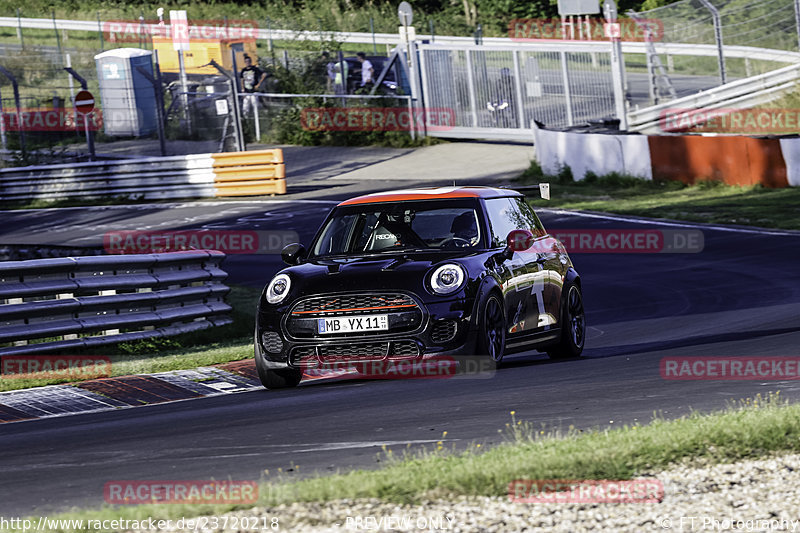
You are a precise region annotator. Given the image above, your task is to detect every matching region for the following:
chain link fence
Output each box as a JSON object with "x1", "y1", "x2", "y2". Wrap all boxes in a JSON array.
[
  {"x1": 0, "y1": 36, "x2": 420, "y2": 165},
  {"x1": 630, "y1": 0, "x2": 800, "y2": 94}
]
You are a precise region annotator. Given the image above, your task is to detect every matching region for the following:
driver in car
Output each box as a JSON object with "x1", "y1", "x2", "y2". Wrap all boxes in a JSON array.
[{"x1": 449, "y1": 211, "x2": 479, "y2": 247}]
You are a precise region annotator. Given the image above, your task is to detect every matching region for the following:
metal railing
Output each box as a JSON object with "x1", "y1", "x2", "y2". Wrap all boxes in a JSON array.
[
  {"x1": 629, "y1": 0, "x2": 800, "y2": 100},
  {"x1": 3, "y1": 15, "x2": 800, "y2": 61},
  {"x1": 0, "y1": 148, "x2": 286, "y2": 201},
  {"x1": 0, "y1": 250, "x2": 231, "y2": 356},
  {"x1": 418, "y1": 42, "x2": 617, "y2": 140},
  {"x1": 2, "y1": 10, "x2": 800, "y2": 143},
  {"x1": 628, "y1": 62, "x2": 800, "y2": 132}
]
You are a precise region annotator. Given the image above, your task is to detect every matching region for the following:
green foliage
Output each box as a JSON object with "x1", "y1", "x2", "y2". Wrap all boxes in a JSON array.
[
  {"x1": 5, "y1": 0, "x2": 688, "y2": 39},
  {"x1": 556, "y1": 164, "x2": 574, "y2": 183}
]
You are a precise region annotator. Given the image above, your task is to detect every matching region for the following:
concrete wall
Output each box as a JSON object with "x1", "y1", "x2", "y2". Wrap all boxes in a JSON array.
[
  {"x1": 533, "y1": 125, "x2": 799, "y2": 187},
  {"x1": 533, "y1": 126, "x2": 653, "y2": 181}
]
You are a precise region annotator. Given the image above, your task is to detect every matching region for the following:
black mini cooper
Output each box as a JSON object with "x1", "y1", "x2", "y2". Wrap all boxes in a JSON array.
[{"x1": 255, "y1": 186, "x2": 585, "y2": 389}]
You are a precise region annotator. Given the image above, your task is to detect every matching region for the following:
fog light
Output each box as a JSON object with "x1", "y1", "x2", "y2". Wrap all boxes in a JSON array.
[{"x1": 261, "y1": 331, "x2": 284, "y2": 354}]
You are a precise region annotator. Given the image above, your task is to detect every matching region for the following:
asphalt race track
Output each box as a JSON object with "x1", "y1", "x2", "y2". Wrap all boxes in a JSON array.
[{"x1": 1, "y1": 200, "x2": 800, "y2": 517}]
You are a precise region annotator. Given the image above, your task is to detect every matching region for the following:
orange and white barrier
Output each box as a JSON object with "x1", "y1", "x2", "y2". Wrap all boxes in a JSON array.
[
  {"x1": 533, "y1": 125, "x2": 799, "y2": 187},
  {"x1": 0, "y1": 148, "x2": 286, "y2": 201}
]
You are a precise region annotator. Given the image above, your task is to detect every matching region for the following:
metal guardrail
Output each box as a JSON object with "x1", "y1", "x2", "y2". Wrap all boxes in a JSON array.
[
  {"x1": 0, "y1": 148, "x2": 286, "y2": 201},
  {"x1": 628, "y1": 62, "x2": 800, "y2": 133},
  {"x1": 1, "y1": 16, "x2": 798, "y2": 63},
  {"x1": 0, "y1": 250, "x2": 231, "y2": 356}
]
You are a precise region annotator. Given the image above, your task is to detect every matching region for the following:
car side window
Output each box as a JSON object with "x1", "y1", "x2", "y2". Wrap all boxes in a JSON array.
[
  {"x1": 513, "y1": 198, "x2": 546, "y2": 237},
  {"x1": 484, "y1": 198, "x2": 524, "y2": 247},
  {"x1": 484, "y1": 197, "x2": 546, "y2": 247}
]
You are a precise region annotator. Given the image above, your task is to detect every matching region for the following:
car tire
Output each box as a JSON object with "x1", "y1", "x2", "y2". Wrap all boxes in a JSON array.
[
  {"x1": 547, "y1": 283, "x2": 586, "y2": 360},
  {"x1": 255, "y1": 348, "x2": 302, "y2": 389},
  {"x1": 477, "y1": 292, "x2": 506, "y2": 365}
]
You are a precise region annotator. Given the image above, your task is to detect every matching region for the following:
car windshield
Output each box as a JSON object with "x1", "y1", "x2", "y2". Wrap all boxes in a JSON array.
[{"x1": 312, "y1": 200, "x2": 482, "y2": 257}]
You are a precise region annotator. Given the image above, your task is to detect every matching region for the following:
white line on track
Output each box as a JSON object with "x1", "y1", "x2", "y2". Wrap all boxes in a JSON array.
[{"x1": 538, "y1": 208, "x2": 800, "y2": 237}]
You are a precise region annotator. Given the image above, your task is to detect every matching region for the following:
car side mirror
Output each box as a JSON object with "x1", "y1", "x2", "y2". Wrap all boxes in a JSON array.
[
  {"x1": 496, "y1": 229, "x2": 535, "y2": 262},
  {"x1": 281, "y1": 243, "x2": 306, "y2": 265}
]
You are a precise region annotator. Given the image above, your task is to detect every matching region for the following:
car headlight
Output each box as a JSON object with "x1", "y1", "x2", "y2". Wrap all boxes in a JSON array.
[
  {"x1": 430, "y1": 263, "x2": 466, "y2": 295},
  {"x1": 266, "y1": 273, "x2": 291, "y2": 304}
]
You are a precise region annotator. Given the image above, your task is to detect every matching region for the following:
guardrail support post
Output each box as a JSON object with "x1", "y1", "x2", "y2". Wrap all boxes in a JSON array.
[
  {"x1": 0, "y1": 88, "x2": 7, "y2": 151},
  {"x1": 0, "y1": 66, "x2": 26, "y2": 159},
  {"x1": 604, "y1": 0, "x2": 628, "y2": 130},
  {"x1": 698, "y1": 0, "x2": 726, "y2": 85},
  {"x1": 97, "y1": 11, "x2": 104, "y2": 51},
  {"x1": 16, "y1": 8, "x2": 24, "y2": 50},
  {"x1": 52, "y1": 9, "x2": 62, "y2": 58},
  {"x1": 794, "y1": 0, "x2": 800, "y2": 53}
]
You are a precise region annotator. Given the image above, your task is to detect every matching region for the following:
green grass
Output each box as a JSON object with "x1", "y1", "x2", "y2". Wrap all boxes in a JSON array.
[
  {"x1": 0, "y1": 285, "x2": 261, "y2": 392},
  {"x1": 519, "y1": 161, "x2": 800, "y2": 230},
  {"x1": 25, "y1": 392, "x2": 800, "y2": 531}
]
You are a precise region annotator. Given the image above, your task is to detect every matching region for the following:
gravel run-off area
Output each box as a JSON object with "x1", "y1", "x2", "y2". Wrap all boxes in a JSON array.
[{"x1": 130, "y1": 453, "x2": 800, "y2": 532}]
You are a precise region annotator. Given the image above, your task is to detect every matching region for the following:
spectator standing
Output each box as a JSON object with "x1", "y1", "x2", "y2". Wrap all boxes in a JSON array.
[
  {"x1": 356, "y1": 52, "x2": 374, "y2": 92},
  {"x1": 240, "y1": 54, "x2": 266, "y2": 116},
  {"x1": 333, "y1": 61, "x2": 349, "y2": 95}
]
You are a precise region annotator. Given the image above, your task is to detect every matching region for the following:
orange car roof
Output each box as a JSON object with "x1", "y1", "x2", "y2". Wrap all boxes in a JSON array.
[{"x1": 337, "y1": 186, "x2": 522, "y2": 206}]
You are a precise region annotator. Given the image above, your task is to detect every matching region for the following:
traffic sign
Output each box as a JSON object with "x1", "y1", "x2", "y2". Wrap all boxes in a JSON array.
[
  {"x1": 558, "y1": 0, "x2": 601, "y2": 16},
  {"x1": 170, "y1": 10, "x2": 190, "y2": 51},
  {"x1": 398, "y1": 1, "x2": 413, "y2": 26},
  {"x1": 74, "y1": 90, "x2": 95, "y2": 114}
]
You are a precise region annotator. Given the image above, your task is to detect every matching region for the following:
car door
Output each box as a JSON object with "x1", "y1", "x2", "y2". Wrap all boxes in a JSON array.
[
  {"x1": 482, "y1": 197, "x2": 537, "y2": 338},
  {"x1": 512, "y1": 198, "x2": 568, "y2": 332}
]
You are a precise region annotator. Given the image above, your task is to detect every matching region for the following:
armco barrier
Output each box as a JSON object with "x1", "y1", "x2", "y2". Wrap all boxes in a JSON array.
[
  {"x1": 0, "y1": 149, "x2": 285, "y2": 201},
  {"x1": 533, "y1": 124, "x2": 798, "y2": 187},
  {"x1": 0, "y1": 250, "x2": 232, "y2": 357}
]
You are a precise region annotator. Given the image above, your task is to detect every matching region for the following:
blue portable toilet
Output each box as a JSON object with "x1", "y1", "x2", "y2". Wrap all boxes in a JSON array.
[{"x1": 94, "y1": 48, "x2": 157, "y2": 137}]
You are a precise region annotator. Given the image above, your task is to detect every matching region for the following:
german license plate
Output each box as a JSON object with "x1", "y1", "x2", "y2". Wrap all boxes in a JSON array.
[{"x1": 317, "y1": 315, "x2": 388, "y2": 334}]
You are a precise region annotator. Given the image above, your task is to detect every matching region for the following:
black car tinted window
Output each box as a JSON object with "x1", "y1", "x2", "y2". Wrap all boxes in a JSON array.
[
  {"x1": 514, "y1": 198, "x2": 546, "y2": 236},
  {"x1": 311, "y1": 200, "x2": 482, "y2": 256},
  {"x1": 484, "y1": 197, "x2": 540, "y2": 247}
]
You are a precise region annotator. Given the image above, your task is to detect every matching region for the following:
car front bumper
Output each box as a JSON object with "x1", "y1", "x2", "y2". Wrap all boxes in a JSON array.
[{"x1": 256, "y1": 294, "x2": 479, "y2": 370}]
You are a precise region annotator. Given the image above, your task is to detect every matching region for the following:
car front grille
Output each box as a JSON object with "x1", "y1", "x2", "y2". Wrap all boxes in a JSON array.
[
  {"x1": 291, "y1": 293, "x2": 418, "y2": 316},
  {"x1": 290, "y1": 340, "x2": 421, "y2": 367},
  {"x1": 286, "y1": 292, "x2": 424, "y2": 339}
]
